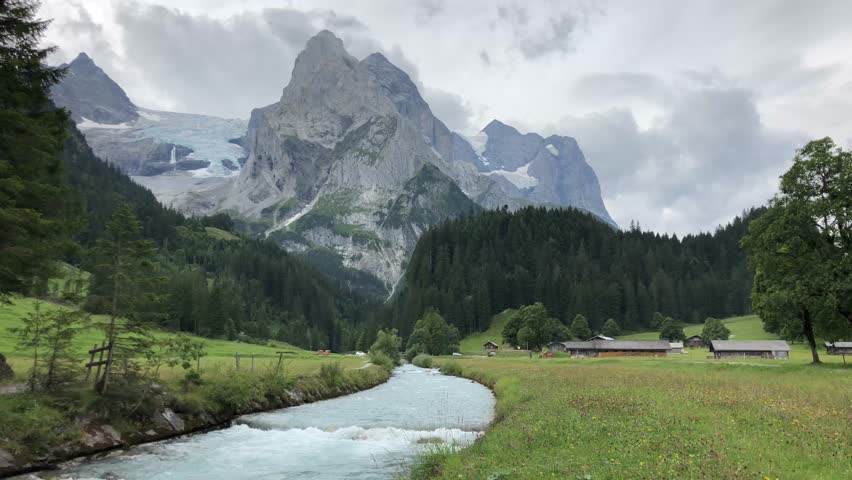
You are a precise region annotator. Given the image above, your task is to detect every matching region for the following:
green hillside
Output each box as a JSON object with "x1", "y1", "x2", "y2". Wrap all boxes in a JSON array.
[
  {"x1": 619, "y1": 315, "x2": 776, "y2": 341},
  {"x1": 458, "y1": 309, "x2": 517, "y2": 354}
]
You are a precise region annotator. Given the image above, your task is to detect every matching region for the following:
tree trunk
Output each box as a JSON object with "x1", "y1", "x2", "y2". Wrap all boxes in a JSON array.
[{"x1": 801, "y1": 306, "x2": 820, "y2": 364}]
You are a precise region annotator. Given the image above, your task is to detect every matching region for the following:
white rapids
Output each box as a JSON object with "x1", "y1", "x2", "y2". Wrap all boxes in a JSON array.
[{"x1": 38, "y1": 365, "x2": 494, "y2": 480}]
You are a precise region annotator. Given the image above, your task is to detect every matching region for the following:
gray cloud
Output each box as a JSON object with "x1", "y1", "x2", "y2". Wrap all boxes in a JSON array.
[
  {"x1": 54, "y1": 3, "x2": 376, "y2": 117},
  {"x1": 497, "y1": 3, "x2": 579, "y2": 59},
  {"x1": 572, "y1": 73, "x2": 671, "y2": 104},
  {"x1": 554, "y1": 86, "x2": 801, "y2": 233},
  {"x1": 422, "y1": 87, "x2": 474, "y2": 133}
]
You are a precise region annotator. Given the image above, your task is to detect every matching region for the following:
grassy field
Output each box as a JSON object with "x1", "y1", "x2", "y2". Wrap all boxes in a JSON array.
[
  {"x1": 0, "y1": 297, "x2": 366, "y2": 382},
  {"x1": 418, "y1": 312, "x2": 852, "y2": 479},
  {"x1": 424, "y1": 356, "x2": 850, "y2": 480}
]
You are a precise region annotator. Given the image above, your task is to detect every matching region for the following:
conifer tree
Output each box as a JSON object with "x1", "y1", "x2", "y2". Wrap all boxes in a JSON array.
[
  {"x1": 0, "y1": 0, "x2": 76, "y2": 297},
  {"x1": 86, "y1": 202, "x2": 163, "y2": 392}
]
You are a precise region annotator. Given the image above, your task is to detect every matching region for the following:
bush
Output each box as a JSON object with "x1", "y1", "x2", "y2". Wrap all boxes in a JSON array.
[
  {"x1": 318, "y1": 362, "x2": 346, "y2": 389},
  {"x1": 369, "y1": 351, "x2": 395, "y2": 372},
  {"x1": 412, "y1": 354, "x2": 433, "y2": 368},
  {"x1": 439, "y1": 360, "x2": 464, "y2": 377},
  {"x1": 369, "y1": 329, "x2": 402, "y2": 365}
]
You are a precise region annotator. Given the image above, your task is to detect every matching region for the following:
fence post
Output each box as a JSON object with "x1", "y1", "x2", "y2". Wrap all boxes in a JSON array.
[
  {"x1": 275, "y1": 352, "x2": 284, "y2": 376},
  {"x1": 235, "y1": 352, "x2": 240, "y2": 371},
  {"x1": 85, "y1": 343, "x2": 97, "y2": 381},
  {"x1": 251, "y1": 354, "x2": 255, "y2": 372},
  {"x1": 94, "y1": 341, "x2": 106, "y2": 385}
]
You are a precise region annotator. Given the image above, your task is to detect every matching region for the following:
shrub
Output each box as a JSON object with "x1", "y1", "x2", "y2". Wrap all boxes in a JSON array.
[
  {"x1": 318, "y1": 362, "x2": 346, "y2": 389},
  {"x1": 369, "y1": 351, "x2": 395, "y2": 372},
  {"x1": 369, "y1": 328, "x2": 402, "y2": 365},
  {"x1": 412, "y1": 354, "x2": 433, "y2": 368},
  {"x1": 439, "y1": 360, "x2": 464, "y2": 377}
]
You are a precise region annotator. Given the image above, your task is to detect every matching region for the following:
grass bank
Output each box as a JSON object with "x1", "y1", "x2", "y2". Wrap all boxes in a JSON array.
[
  {"x1": 0, "y1": 297, "x2": 392, "y2": 477},
  {"x1": 421, "y1": 356, "x2": 849, "y2": 479}
]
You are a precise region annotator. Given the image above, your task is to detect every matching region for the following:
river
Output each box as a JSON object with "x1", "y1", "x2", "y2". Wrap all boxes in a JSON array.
[{"x1": 37, "y1": 365, "x2": 495, "y2": 480}]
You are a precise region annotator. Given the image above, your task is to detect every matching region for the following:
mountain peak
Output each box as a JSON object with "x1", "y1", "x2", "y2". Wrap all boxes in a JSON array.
[
  {"x1": 289, "y1": 30, "x2": 358, "y2": 89},
  {"x1": 483, "y1": 119, "x2": 520, "y2": 137},
  {"x1": 50, "y1": 52, "x2": 138, "y2": 124},
  {"x1": 70, "y1": 52, "x2": 94, "y2": 65},
  {"x1": 303, "y1": 30, "x2": 347, "y2": 57}
]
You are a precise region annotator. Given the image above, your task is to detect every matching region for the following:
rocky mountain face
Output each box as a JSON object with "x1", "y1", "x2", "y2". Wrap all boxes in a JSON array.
[
  {"x1": 51, "y1": 53, "x2": 139, "y2": 125},
  {"x1": 460, "y1": 120, "x2": 614, "y2": 225},
  {"x1": 50, "y1": 54, "x2": 246, "y2": 215},
  {"x1": 51, "y1": 33, "x2": 615, "y2": 292}
]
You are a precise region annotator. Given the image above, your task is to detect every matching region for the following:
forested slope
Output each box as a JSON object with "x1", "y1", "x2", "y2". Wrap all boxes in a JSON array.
[
  {"x1": 384, "y1": 206, "x2": 760, "y2": 337},
  {"x1": 59, "y1": 122, "x2": 378, "y2": 351}
]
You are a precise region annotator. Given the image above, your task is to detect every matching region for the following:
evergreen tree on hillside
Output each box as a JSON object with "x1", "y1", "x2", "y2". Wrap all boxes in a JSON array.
[
  {"x1": 86, "y1": 203, "x2": 163, "y2": 392},
  {"x1": 570, "y1": 314, "x2": 592, "y2": 340},
  {"x1": 601, "y1": 318, "x2": 621, "y2": 337},
  {"x1": 0, "y1": 0, "x2": 76, "y2": 296}
]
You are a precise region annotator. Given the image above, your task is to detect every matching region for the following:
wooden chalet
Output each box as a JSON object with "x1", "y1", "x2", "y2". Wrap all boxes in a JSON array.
[
  {"x1": 547, "y1": 340, "x2": 670, "y2": 357},
  {"x1": 709, "y1": 340, "x2": 790, "y2": 360},
  {"x1": 483, "y1": 341, "x2": 500, "y2": 352},
  {"x1": 684, "y1": 335, "x2": 705, "y2": 348},
  {"x1": 825, "y1": 341, "x2": 852, "y2": 355}
]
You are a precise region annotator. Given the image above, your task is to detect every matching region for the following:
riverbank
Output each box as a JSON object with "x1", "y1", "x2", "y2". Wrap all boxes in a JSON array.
[
  {"x1": 418, "y1": 356, "x2": 850, "y2": 480},
  {"x1": 0, "y1": 364, "x2": 390, "y2": 478}
]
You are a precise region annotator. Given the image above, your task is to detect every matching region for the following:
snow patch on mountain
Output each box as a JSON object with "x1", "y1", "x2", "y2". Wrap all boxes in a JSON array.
[
  {"x1": 462, "y1": 131, "x2": 490, "y2": 166},
  {"x1": 485, "y1": 161, "x2": 539, "y2": 189},
  {"x1": 77, "y1": 117, "x2": 133, "y2": 130},
  {"x1": 546, "y1": 144, "x2": 559, "y2": 156}
]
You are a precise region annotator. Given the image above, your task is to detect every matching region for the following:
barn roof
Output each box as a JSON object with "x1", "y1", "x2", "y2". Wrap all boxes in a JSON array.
[
  {"x1": 831, "y1": 341, "x2": 852, "y2": 348},
  {"x1": 483, "y1": 341, "x2": 499, "y2": 347},
  {"x1": 587, "y1": 334, "x2": 615, "y2": 341},
  {"x1": 594, "y1": 340, "x2": 671, "y2": 351},
  {"x1": 710, "y1": 340, "x2": 791, "y2": 352},
  {"x1": 557, "y1": 341, "x2": 596, "y2": 349},
  {"x1": 685, "y1": 335, "x2": 703, "y2": 340},
  {"x1": 669, "y1": 342, "x2": 684, "y2": 349}
]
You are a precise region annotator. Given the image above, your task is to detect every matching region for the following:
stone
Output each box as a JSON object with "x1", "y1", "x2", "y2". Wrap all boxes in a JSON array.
[{"x1": 159, "y1": 408, "x2": 185, "y2": 431}]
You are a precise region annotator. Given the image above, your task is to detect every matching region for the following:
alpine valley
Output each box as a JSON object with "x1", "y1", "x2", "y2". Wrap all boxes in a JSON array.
[{"x1": 51, "y1": 31, "x2": 615, "y2": 293}]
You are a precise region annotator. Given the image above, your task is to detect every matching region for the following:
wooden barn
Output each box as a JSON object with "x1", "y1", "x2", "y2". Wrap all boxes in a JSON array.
[
  {"x1": 668, "y1": 342, "x2": 684, "y2": 354},
  {"x1": 593, "y1": 340, "x2": 671, "y2": 357},
  {"x1": 483, "y1": 341, "x2": 500, "y2": 352},
  {"x1": 684, "y1": 335, "x2": 705, "y2": 348},
  {"x1": 825, "y1": 341, "x2": 852, "y2": 355},
  {"x1": 548, "y1": 341, "x2": 597, "y2": 356},
  {"x1": 548, "y1": 340, "x2": 670, "y2": 357},
  {"x1": 709, "y1": 340, "x2": 791, "y2": 360}
]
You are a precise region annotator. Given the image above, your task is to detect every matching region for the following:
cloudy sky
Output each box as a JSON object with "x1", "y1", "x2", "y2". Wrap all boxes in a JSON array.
[{"x1": 39, "y1": 0, "x2": 852, "y2": 235}]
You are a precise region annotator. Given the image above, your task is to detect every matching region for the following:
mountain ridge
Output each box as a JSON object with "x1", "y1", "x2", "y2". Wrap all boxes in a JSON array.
[{"x1": 50, "y1": 32, "x2": 616, "y2": 291}]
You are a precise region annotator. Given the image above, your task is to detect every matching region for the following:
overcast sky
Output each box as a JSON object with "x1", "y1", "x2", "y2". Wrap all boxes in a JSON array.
[{"x1": 39, "y1": 0, "x2": 852, "y2": 235}]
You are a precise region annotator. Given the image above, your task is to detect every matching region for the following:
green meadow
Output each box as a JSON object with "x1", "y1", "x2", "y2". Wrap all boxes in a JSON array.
[
  {"x1": 0, "y1": 297, "x2": 366, "y2": 382},
  {"x1": 419, "y1": 313, "x2": 852, "y2": 480}
]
